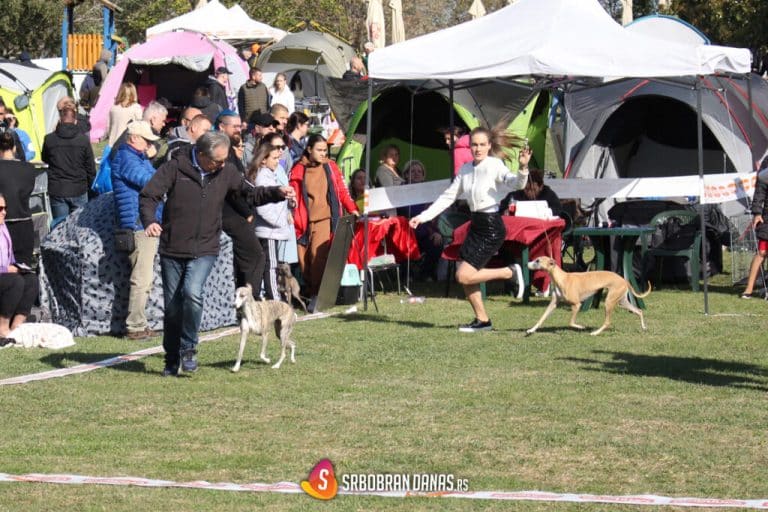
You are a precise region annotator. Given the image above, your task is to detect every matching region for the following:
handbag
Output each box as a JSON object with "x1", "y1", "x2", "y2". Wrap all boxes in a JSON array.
[{"x1": 114, "y1": 228, "x2": 135, "y2": 253}]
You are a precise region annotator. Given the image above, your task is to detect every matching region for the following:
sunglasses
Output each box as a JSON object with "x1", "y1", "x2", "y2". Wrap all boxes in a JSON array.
[
  {"x1": 0, "y1": 206, "x2": 6, "y2": 211},
  {"x1": 272, "y1": 145, "x2": 286, "y2": 151}
]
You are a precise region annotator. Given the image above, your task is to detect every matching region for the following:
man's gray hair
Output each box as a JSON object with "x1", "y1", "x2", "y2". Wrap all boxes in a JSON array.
[
  {"x1": 197, "y1": 131, "x2": 230, "y2": 158},
  {"x1": 143, "y1": 101, "x2": 168, "y2": 121}
]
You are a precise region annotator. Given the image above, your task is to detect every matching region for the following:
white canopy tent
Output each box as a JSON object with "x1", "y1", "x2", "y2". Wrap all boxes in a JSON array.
[
  {"x1": 364, "y1": 0, "x2": 754, "y2": 313},
  {"x1": 367, "y1": 0, "x2": 749, "y2": 80},
  {"x1": 146, "y1": 0, "x2": 286, "y2": 42}
]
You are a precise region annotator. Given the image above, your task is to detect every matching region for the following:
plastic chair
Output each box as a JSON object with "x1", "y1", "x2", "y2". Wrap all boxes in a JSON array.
[{"x1": 647, "y1": 209, "x2": 702, "y2": 292}]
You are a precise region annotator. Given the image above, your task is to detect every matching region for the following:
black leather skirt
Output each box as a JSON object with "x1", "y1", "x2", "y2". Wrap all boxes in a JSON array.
[{"x1": 459, "y1": 211, "x2": 506, "y2": 269}]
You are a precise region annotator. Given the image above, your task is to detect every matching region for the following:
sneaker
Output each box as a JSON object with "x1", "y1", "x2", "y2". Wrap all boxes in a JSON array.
[
  {"x1": 181, "y1": 351, "x2": 198, "y2": 373},
  {"x1": 509, "y1": 263, "x2": 524, "y2": 299},
  {"x1": 740, "y1": 293, "x2": 753, "y2": 299},
  {"x1": 0, "y1": 337, "x2": 16, "y2": 347},
  {"x1": 458, "y1": 318, "x2": 493, "y2": 333},
  {"x1": 161, "y1": 365, "x2": 179, "y2": 377}
]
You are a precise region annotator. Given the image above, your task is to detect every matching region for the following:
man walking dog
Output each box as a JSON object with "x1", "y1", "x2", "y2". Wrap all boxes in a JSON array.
[{"x1": 140, "y1": 132, "x2": 294, "y2": 377}]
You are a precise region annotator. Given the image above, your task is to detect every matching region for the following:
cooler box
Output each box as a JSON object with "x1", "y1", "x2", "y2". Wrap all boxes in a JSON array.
[{"x1": 337, "y1": 263, "x2": 362, "y2": 305}]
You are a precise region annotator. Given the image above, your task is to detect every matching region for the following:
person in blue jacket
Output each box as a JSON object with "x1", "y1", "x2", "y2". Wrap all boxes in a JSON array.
[{"x1": 111, "y1": 121, "x2": 162, "y2": 340}]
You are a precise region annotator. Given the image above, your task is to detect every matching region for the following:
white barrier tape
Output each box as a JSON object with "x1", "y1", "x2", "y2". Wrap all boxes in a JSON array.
[
  {"x1": 0, "y1": 310, "x2": 341, "y2": 387},
  {"x1": 0, "y1": 473, "x2": 766, "y2": 508}
]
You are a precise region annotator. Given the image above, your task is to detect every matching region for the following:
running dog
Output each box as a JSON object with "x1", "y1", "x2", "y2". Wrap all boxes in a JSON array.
[
  {"x1": 277, "y1": 263, "x2": 308, "y2": 313},
  {"x1": 232, "y1": 284, "x2": 298, "y2": 370},
  {"x1": 526, "y1": 256, "x2": 651, "y2": 336}
]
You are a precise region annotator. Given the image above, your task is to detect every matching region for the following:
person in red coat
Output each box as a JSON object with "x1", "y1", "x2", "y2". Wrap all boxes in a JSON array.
[{"x1": 289, "y1": 134, "x2": 358, "y2": 307}]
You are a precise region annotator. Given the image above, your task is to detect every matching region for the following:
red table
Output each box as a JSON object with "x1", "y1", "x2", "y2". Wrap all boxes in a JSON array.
[
  {"x1": 347, "y1": 216, "x2": 421, "y2": 269},
  {"x1": 444, "y1": 216, "x2": 565, "y2": 301}
]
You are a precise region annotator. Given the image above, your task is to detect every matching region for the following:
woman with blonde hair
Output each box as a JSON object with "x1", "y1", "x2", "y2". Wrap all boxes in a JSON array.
[
  {"x1": 107, "y1": 82, "x2": 142, "y2": 147},
  {"x1": 410, "y1": 127, "x2": 531, "y2": 332}
]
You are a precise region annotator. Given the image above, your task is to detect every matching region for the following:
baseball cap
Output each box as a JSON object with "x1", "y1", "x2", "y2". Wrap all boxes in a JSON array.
[
  {"x1": 251, "y1": 112, "x2": 279, "y2": 128},
  {"x1": 215, "y1": 66, "x2": 232, "y2": 75},
  {"x1": 127, "y1": 120, "x2": 159, "y2": 141}
]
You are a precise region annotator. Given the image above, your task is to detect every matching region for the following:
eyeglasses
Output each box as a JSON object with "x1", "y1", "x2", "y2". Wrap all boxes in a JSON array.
[{"x1": 272, "y1": 145, "x2": 286, "y2": 151}]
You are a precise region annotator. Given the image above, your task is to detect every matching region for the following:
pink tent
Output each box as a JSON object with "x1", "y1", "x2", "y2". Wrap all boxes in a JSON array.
[{"x1": 89, "y1": 30, "x2": 248, "y2": 142}]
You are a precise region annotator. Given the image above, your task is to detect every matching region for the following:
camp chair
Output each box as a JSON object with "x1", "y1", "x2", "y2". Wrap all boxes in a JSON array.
[{"x1": 647, "y1": 210, "x2": 702, "y2": 292}]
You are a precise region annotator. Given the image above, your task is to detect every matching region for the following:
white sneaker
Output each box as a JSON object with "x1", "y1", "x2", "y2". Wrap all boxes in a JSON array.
[{"x1": 509, "y1": 263, "x2": 524, "y2": 299}]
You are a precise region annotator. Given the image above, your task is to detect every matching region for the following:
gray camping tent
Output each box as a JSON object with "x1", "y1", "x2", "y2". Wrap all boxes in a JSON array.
[
  {"x1": 256, "y1": 30, "x2": 357, "y2": 98},
  {"x1": 39, "y1": 194, "x2": 237, "y2": 337},
  {"x1": 563, "y1": 74, "x2": 768, "y2": 180}
]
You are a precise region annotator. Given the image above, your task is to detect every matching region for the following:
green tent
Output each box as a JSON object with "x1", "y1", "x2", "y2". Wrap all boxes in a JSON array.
[
  {"x1": 325, "y1": 79, "x2": 546, "y2": 183},
  {"x1": 0, "y1": 59, "x2": 74, "y2": 161}
]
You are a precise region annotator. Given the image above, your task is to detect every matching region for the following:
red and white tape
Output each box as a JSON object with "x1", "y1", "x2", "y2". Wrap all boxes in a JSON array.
[
  {"x1": 0, "y1": 310, "x2": 342, "y2": 387},
  {"x1": 0, "y1": 473, "x2": 766, "y2": 508}
]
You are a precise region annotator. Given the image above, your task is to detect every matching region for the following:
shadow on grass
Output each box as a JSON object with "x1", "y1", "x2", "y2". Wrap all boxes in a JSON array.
[
  {"x1": 562, "y1": 351, "x2": 768, "y2": 391},
  {"x1": 39, "y1": 352, "x2": 149, "y2": 373},
  {"x1": 334, "y1": 313, "x2": 437, "y2": 328}
]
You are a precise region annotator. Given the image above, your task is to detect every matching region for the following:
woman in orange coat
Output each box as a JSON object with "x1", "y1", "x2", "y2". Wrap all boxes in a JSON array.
[{"x1": 289, "y1": 134, "x2": 358, "y2": 307}]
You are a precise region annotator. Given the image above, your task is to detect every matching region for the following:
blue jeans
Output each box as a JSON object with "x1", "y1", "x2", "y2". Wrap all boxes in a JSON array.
[
  {"x1": 160, "y1": 255, "x2": 217, "y2": 366},
  {"x1": 50, "y1": 193, "x2": 88, "y2": 227}
]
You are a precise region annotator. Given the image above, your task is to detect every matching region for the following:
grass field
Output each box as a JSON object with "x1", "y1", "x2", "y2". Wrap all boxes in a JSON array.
[{"x1": 0, "y1": 274, "x2": 767, "y2": 511}]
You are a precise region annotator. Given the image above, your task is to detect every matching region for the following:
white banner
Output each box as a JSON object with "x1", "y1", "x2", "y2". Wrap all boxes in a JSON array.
[{"x1": 365, "y1": 174, "x2": 756, "y2": 213}]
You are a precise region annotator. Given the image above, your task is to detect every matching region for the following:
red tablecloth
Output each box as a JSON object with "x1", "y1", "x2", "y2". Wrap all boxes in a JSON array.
[
  {"x1": 444, "y1": 216, "x2": 565, "y2": 291},
  {"x1": 347, "y1": 216, "x2": 421, "y2": 269}
]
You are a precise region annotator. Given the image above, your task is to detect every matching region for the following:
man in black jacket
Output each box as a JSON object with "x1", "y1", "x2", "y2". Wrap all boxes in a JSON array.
[
  {"x1": 139, "y1": 131, "x2": 294, "y2": 377},
  {"x1": 207, "y1": 66, "x2": 231, "y2": 111},
  {"x1": 41, "y1": 108, "x2": 96, "y2": 226}
]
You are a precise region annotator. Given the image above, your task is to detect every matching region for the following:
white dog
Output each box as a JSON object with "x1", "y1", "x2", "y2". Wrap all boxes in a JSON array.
[
  {"x1": 0, "y1": 323, "x2": 75, "y2": 349},
  {"x1": 232, "y1": 285, "x2": 297, "y2": 371}
]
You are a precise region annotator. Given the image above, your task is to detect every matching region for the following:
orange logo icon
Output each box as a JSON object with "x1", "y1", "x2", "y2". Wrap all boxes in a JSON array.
[{"x1": 301, "y1": 459, "x2": 338, "y2": 500}]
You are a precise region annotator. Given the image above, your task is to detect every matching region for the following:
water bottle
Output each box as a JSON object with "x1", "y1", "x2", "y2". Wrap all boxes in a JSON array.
[{"x1": 400, "y1": 296, "x2": 426, "y2": 304}]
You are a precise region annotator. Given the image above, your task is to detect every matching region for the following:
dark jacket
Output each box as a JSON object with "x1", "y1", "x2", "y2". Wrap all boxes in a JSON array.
[
  {"x1": 111, "y1": 143, "x2": 161, "y2": 230},
  {"x1": 207, "y1": 78, "x2": 229, "y2": 111},
  {"x1": 41, "y1": 122, "x2": 96, "y2": 197},
  {"x1": 139, "y1": 145, "x2": 283, "y2": 258},
  {"x1": 191, "y1": 95, "x2": 222, "y2": 124},
  {"x1": 237, "y1": 81, "x2": 269, "y2": 122},
  {"x1": 751, "y1": 178, "x2": 768, "y2": 240}
]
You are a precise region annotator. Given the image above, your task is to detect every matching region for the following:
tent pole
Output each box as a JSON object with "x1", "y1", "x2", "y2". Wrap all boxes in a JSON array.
[
  {"x1": 697, "y1": 78, "x2": 709, "y2": 315},
  {"x1": 449, "y1": 80, "x2": 455, "y2": 172},
  {"x1": 748, "y1": 74, "x2": 755, "y2": 170},
  {"x1": 363, "y1": 78, "x2": 374, "y2": 311}
]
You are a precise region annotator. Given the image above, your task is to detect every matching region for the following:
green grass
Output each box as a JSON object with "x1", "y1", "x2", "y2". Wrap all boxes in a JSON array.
[{"x1": 0, "y1": 274, "x2": 767, "y2": 511}]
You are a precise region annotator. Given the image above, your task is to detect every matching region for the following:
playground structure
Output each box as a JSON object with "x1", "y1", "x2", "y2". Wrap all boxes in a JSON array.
[{"x1": 61, "y1": 0, "x2": 123, "y2": 72}]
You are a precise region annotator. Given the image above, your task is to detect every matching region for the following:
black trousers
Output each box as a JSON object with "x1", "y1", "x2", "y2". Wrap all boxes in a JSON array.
[
  {"x1": 0, "y1": 272, "x2": 39, "y2": 318},
  {"x1": 260, "y1": 238, "x2": 280, "y2": 300},
  {"x1": 221, "y1": 210, "x2": 264, "y2": 297}
]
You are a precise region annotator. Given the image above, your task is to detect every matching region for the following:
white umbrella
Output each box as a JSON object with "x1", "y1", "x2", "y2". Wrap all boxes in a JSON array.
[
  {"x1": 389, "y1": 0, "x2": 406, "y2": 44},
  {"x1": 367, "y1": 0, "x2": 386, "y2": 48},
  {"x1": 468, "y1": 0, "x2": 486, "y2": 19}
]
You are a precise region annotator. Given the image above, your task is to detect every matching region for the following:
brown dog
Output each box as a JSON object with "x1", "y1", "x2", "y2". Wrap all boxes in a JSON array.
[
  {"x1": 232, "y1": 284, "x2": 297, "y2": 370},
  {"x1": 526, "y1": 256, "x2": 651, "y2": 335},
  {"x1": 277, "y1": 263, "x2": 308, "y2": 313}
]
